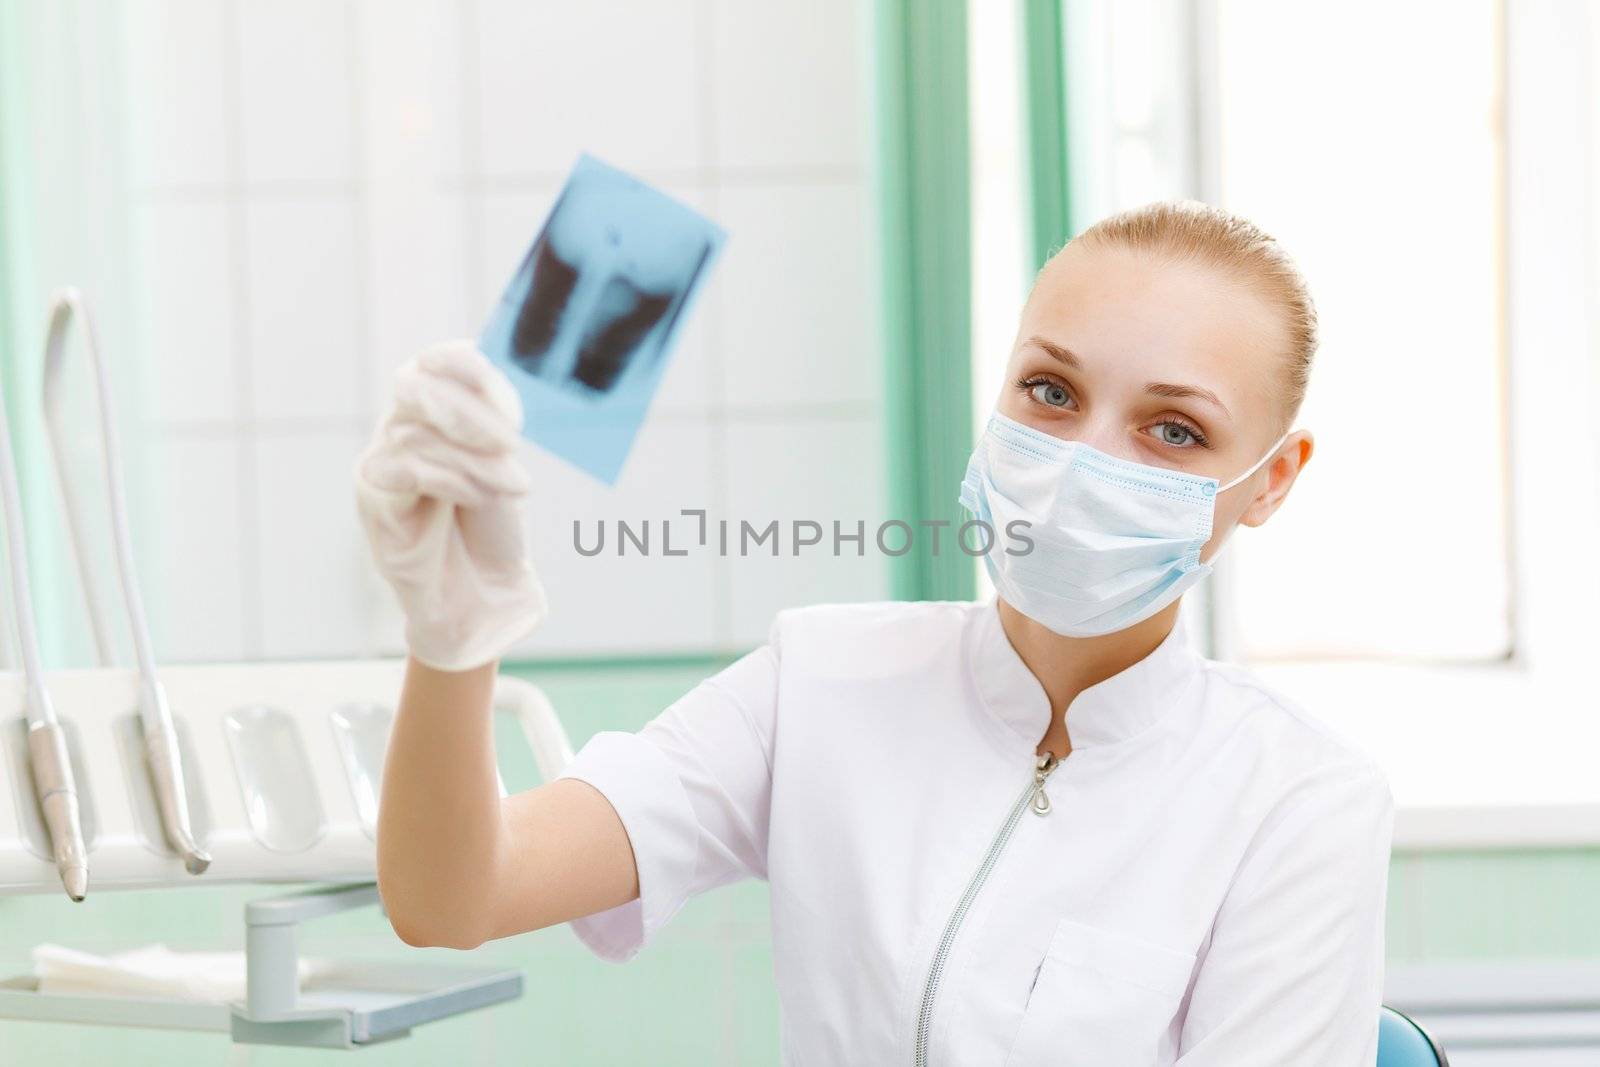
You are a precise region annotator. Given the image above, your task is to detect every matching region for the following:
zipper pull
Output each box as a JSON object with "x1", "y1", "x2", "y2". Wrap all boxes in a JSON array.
[{"x1": 1031, "y1": 752, "x2": 1060, "y2": 816}]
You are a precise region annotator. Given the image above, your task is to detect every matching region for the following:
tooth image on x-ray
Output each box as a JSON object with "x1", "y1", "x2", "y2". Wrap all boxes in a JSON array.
[
  {"x1": 479, "y1": 153, "x2": 726, "y2": 484},
  {"x1": 511, "y1": 236, "x2": 578, "y2": 363},
  {"x1": 507, "y1": 176, "x2": 711, "y2": 397}
]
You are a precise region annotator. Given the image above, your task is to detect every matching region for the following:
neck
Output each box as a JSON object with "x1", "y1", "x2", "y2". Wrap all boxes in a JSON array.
[{"x1": 996, "y1": 598, "x2": 1180, "y2": 756}]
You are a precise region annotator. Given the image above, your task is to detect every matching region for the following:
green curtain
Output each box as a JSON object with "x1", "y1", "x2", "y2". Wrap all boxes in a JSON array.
[
  {"x1": 0, "y1": 0, "x2": 32, "y2": 407},
  {"x1": 875, "y1": 0, "x2": 976, "y2": 602},
  {"x1": 1020, "y1": 0, "x2": 1074, "y2": 271},
  {"x1": 0, "y1": 0, "x2": 66, "y2": 665}
]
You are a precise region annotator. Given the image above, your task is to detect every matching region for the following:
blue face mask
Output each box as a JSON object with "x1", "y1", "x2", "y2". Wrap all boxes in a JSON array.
[{"x1": 959, "y1": 413, "x2": 1287, "y2": 638}]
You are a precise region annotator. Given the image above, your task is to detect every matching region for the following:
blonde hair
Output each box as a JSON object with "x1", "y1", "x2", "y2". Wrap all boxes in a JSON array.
[{"x1": 1070, "y1": 200, "x2": 1318, "y2": 424}]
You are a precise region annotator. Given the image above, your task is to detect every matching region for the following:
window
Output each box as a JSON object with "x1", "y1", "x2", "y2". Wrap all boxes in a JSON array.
[
  {"x1": 1212, "y1": 0, "x2": 1511, "y2": 662},
  {"x1": 968, "y1": 0, "x2": 1027, "y2": 434}
]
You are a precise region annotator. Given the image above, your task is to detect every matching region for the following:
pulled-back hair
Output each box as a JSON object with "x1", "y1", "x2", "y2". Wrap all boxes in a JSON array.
[{"x1": 1073, "y1": 201, "x2": 1319, "y2": 424}]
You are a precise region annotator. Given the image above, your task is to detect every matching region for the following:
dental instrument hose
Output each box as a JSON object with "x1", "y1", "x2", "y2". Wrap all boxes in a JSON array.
[
  {"x1": 41, "y1": 290, "x2": 210, "y2": 876},
  {"x1": 0, "y1": 346, "x2": 89, "y2": 900}
]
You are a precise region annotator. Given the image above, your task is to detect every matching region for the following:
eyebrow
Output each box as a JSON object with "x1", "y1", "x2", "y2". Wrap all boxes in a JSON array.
[
  {"x1": 1027, "y1": 336, "x2": 1082, "y2": 368},
  {"x1": 1026, "y1": 335, "x2": 1231, "y2": 418},
  {"x1": 1145, "y1": 381, "x2": 1231, "y2": 417}
]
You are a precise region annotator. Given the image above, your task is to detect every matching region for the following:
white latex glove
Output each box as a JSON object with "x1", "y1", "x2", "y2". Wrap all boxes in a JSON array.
[{"x1": 354, "y1": 340, "x2": 548, "y2": 671}]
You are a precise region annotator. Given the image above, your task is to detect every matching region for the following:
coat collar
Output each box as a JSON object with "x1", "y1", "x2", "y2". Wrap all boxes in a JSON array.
[{"x1": 966, "y1": 597, "x2": 1201, "y2": 752}]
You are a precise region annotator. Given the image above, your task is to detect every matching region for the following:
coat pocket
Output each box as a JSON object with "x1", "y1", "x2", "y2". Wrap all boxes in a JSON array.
[{"x1": 1003, "y1": 919, "x2": 1196, "y2": 1067}]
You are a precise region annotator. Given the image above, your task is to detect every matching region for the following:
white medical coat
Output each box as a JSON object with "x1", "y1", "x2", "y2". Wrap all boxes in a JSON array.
[{"x1": 557, "y1": 600, "x2": 1393, "y2": 1065}]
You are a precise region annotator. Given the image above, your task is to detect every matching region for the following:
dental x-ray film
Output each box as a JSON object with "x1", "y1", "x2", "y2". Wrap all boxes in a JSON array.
[{"x1": 479, "y1": 153, "x2": 726, "y2": 484}]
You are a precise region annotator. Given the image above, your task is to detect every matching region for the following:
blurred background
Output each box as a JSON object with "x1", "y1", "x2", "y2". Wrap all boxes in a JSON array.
[{"x1": 1, "y1": 0, "x2": 1598, "y2": 1063}]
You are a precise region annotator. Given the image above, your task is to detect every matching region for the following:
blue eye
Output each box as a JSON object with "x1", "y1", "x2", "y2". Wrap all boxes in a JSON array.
[
  {"x1": 1028, "y1": 381, "x2": 1072, "y2": 408},
  {"x1": 1152, "y1": 421, "x2": 1199, "y2": 447}
]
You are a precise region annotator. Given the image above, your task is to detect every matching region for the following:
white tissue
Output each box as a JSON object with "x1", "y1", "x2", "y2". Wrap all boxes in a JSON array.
[{"x1": 31, "y1": 943, "x2": 323, "y2": 1002}]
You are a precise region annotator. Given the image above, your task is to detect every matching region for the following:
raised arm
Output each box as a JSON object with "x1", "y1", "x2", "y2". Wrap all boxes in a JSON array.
[
  {"x1": 377, "y1": 658, "x2": 638, "y2": 948},
  {"x1": 355, "y1": 341, "x2": 637, "y2": 949}
]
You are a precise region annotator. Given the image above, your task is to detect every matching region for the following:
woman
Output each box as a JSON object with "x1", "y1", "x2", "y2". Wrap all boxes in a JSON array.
[{"x1": 354, "y1": 201, "x2": 1392, "y2": 1065}]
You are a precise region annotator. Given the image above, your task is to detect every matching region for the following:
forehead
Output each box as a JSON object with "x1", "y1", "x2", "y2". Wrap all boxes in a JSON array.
[{"x1": 1020, "y1": 244, "x2": 1286, "y2": 415}]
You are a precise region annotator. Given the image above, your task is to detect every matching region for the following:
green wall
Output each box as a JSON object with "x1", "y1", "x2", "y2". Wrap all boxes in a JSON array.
[{"x1": 1387, "y1": 848, "x2": 1600, "y2": 963}]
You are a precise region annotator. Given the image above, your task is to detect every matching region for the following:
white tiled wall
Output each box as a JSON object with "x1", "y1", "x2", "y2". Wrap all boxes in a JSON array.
[{"x1": 75, "y1": 0, "x2": 888, "y2": 663}]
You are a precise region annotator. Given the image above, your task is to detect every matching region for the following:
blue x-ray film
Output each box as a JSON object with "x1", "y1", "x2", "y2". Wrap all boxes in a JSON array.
[{"x1": 479, "y1": 154, "x2": 727, "y2": 484}]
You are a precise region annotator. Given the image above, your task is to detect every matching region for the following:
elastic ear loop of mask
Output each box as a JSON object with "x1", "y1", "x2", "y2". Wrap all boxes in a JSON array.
[{"x1": 1216, "y1": 431, "x2": 1293, "y2": 493}]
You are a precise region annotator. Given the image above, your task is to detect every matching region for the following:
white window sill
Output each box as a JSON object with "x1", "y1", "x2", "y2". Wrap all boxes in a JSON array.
[{"x1": 1248, "y1": 660, "x2": 1600, "y2": 850}]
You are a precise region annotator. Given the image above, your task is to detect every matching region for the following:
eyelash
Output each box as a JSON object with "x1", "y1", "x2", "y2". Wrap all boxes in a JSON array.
[
  {"x1": 1016, "y1": 375, "x2": 1068, "y2": 401},
  {"x1": 1014, "y1": 375, "x2": 1213, "y2": 449},
  {"x1": 1152, "y1": 415, "x2": 1211, "y2": 449}
]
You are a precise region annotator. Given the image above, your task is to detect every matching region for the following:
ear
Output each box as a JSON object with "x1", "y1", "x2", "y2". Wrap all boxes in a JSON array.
[{"x1": 1238, "y1": 430, "x2": 1313, "y2": 528}]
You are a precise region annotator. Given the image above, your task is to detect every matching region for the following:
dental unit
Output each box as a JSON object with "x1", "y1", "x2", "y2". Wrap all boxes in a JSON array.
[
  {"x1": 0, "y1": 301, "x2": 89, "y2": 901},
  {"x1": 41, "y1": 288, "x2": 210, "y2": 877},
  {"x1": 0, "y1": 290, "x2": 570, "y2": 1047}
]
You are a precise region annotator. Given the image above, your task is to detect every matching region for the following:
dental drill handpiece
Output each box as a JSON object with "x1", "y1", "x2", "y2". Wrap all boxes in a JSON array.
[
  {"x1": 25, "y1": 687, "x2": 89, "y2": 900},
  {"x1": 42, "y1": 290, "x2": 209, "y2": 876},
  {"x1": 0, "y1": 362, "x2": 89, "y2": 900},
  {"x1": 137, "y1": 677, "x2": 208, "y2": 875}
]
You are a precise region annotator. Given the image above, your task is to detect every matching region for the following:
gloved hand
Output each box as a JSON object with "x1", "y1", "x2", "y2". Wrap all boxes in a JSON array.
[{"x1": 354, "y1": 340, "x2": 548, "y2": 672}]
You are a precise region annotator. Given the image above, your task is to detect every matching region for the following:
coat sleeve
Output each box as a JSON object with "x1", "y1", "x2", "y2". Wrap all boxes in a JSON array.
[
  {"x1": 553, "y1": 640, "x2": 779, "y2": 963},
  {"x1": 1176, "y1": 762, "x2": 1395, "y2": 1066}
]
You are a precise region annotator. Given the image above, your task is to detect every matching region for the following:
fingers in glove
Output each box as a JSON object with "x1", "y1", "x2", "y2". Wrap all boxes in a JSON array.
[
  {"x1": 394, "y1": 360, "x2": 522, "y2": 453},
  {"x1": 361, "y1": 450, "x2": 510, "y2": 510},
  {"x1": 390, "y1": 420, "x2": 529, "y2": 494},
  {"x1": 457, "y1": 495, "x2": 533, "y2": 575},
  {"x1": 415, "y1": 340, "x2": 524, "y2": 428}
]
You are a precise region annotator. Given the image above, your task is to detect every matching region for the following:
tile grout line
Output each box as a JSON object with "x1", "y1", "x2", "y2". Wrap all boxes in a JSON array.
[
  {"x1": 347, "y1": 0, "x2": 376, "y2": 430},
  {"x1": 697, "y1": 0, "x2": 735, "y2": 655},
  {"x1": 687, "y1": 13, "x2": 788, "y2": 1049},
  {"x1": 719, "y1": 928, "x2": 740, "y2": 1065},
  {"x1": 140, "y1": 415, "x2": 379, "y2": 441},
  {"x1": 221, "y1": 0, "x2": 263, "y2": 661},
  {"x1": 123, "y1": 164, "x2": 863, "y2": 203},
  {"x1": 444, "y1": 165, "x2": 864, "y2": 190},
  {"x1": 137, "y1": 403, "x2": 881, "y2": 440},
  {"x1": 347, "y1": 0, "x2": 380, "y2": 659},
  {"x1": 458, "y1": 0, "x2": 487, "y2": 322}
]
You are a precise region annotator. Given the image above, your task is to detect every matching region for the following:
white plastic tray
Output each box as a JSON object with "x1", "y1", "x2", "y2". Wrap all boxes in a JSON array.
[
  {"x1": 0, "y1": 664, "x2": 568, "y2": 1047},
  {"x1": 0, "y1": 661, "x2": 570, "y2": 892}
]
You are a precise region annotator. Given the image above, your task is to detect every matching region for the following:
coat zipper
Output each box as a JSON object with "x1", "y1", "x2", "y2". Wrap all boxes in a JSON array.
[{"x1": 913, "y1": 751, "x2": 1061, "y2": 1067}]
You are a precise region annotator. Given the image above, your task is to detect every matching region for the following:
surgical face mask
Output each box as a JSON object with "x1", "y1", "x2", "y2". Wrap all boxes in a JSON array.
[{"x1": 959, "y1": 412, "x2": 1287, "y2": 638}]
